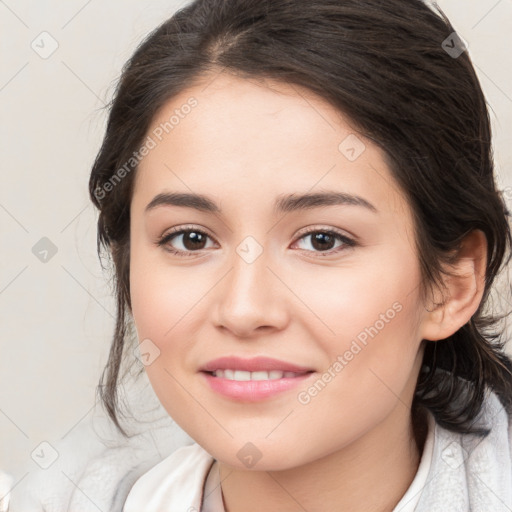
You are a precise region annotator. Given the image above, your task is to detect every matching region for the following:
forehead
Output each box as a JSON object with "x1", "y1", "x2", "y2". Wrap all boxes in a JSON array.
[{"x1": 133, "y1": 72, "x2": 408, "y2": 219}]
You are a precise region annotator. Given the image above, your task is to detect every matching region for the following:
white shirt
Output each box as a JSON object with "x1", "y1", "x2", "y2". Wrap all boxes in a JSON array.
[{"x1": 123, "y1": 413, "x2": 435, "y2": 512}]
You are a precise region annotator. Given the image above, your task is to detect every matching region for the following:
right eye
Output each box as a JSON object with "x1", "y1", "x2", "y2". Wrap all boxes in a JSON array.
[{"x1": 157, "y1": 226, "x2": 217, "y2": 257}]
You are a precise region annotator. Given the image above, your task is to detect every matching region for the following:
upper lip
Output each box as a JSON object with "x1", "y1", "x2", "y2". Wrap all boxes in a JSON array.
[{"x1": 200, "y1": 356, "x2": 314, "y2": 373}]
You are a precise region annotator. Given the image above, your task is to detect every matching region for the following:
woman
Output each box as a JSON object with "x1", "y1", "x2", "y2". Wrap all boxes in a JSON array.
[{"x1": 87, "y1": 0, "x2": 512, "y2": 510}]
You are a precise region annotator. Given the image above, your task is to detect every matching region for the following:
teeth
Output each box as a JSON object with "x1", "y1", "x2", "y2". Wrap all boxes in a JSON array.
[
  {"x1": 212, "y1": 369, "x2": 301, "y2": 380},
  {"x1": 251, "y1": 371, "x2": 271, "y2": 381}
]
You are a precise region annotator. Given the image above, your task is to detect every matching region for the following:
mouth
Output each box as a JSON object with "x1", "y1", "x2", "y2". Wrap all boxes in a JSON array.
[
  {"x1": 199, "y1": 356, "x2": 316, "y2": 401},
  {"x1": 200, "y1": 368, "x2": 316, "y2": 401}
]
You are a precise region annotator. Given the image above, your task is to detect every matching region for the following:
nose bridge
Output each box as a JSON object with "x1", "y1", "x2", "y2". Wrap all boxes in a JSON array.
[
  {"x1": 226, "y1": 235, "x2": 272, "y2": 308},
  {"x1": 213, "y1": 234, "x2": 286, "y2": 335}
]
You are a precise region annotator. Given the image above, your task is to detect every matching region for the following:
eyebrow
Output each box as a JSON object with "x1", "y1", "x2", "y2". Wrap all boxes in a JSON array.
[{"x1": 145, "y1": 191, "x2": 378, "y2": 215}]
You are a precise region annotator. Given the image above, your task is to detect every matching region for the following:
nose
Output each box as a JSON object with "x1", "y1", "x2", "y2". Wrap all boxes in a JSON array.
[{"x1": 211, "y1": 242, "x2": 289, "y2": 338}]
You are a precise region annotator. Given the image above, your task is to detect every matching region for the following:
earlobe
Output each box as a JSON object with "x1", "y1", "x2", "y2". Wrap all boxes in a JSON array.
[{"x1": 419, "y1": 229, "x2": 487, "y2": 342}]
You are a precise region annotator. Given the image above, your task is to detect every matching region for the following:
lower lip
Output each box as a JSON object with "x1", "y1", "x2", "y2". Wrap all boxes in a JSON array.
[{"x1": 200, "y1": 371, "x2": 314, "y2": 401}]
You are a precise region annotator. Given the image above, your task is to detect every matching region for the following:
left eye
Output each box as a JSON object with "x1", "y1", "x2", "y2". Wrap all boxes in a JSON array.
[{"x1": 293, "y1": 230, "x2": 355, "y2": 254}]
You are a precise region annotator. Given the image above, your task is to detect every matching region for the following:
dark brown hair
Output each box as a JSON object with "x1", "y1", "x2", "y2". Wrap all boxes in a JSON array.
[{"x1": 89, "y1": 0, "x2": 512, "y2": 438}]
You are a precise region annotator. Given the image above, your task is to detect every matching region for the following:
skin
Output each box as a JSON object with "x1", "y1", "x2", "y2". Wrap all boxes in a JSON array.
[{"x1": 129, "y1": 71, "x2": 487, "y2": 512}]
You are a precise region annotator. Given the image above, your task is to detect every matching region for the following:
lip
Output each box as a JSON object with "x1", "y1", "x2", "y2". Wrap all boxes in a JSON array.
[
  {"x1": 200, "y1": 371, "x2": 314, "y2": 402},
  {"x1": 199, "y1": 356, "x2": 315, "y2": 402},
  {"x1": 200, "y1": 356, "x2": 314, "y2": 373}
]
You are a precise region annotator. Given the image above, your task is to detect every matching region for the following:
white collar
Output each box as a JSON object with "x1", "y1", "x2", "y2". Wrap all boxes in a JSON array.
[
  {"x1": 123, "y1": 416, "x2": 436, "y2": 512},
  {"x1": 123, "y1": 442, "x2": 215, "y2": 511}
]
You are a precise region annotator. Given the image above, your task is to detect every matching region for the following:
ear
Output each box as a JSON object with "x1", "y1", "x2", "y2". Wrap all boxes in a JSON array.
[{"x1": 419, "y1": 229, "x2": 487, "y2": 342}]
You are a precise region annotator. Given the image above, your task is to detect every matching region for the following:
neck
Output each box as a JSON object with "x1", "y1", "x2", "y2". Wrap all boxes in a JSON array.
[{"x1": 218, "y1": 404, "x2": 425, "y2": 512}]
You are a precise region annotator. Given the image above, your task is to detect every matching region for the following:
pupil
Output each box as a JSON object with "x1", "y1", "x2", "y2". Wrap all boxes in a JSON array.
[
  {"x1": 184, "y1": 231, "x2": 206, "y2": 250},
  {"x1": 312, "y1": 232, "x2": 334, "y2": 251}
]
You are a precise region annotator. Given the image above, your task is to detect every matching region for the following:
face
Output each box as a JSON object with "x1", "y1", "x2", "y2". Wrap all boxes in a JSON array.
[{"x1": 129, "y1": 71, "x2": 427, "y2": 470}]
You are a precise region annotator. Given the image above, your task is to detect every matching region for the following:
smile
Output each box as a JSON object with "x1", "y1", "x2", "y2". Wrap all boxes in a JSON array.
[{"x1": 201, "y1": 370, "x2": 315, "y2": 401}]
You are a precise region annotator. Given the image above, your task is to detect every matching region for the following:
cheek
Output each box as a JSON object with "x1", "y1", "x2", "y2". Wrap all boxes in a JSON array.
[
  {"x1": 296, "y1": 249, "x2": 422, "y2": 350},
  {"x1": 129, "y1": 249, "x2": 203, "y2": 419},
  {"x1": 294, "y1": 249, "x2": 423, "y2": 399},
  {"x1": 129, "y1": 243, "x2": 216, "y2": 414},
  {"x1": 289, "y1": 273, "x2": 423, "y2": 460},
  {"x1": 129, "y1": 238, "x2": 198, "y2": 342}
]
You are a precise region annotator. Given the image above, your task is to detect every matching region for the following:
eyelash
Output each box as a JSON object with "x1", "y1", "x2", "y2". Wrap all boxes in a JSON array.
[{"x1": 156, "y1": 224, "x2": 357, "y2": 258}]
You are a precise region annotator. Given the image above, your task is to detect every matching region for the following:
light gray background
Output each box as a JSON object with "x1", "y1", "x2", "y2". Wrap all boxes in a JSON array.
[{"x1": 1, "y1": 0, "x2": 511, "y2": 482}]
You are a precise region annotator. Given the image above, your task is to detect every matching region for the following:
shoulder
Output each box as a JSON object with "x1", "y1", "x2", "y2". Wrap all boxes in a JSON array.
[
  {"x1": 7, "y1": 409, "x2": 195, "y2": 512},
  {"x1": 415, "y1": 389, "x2": 512, "y2": 512},
  {"x1": 123, "y1": 442, "x2": 215, "y2": 512}
]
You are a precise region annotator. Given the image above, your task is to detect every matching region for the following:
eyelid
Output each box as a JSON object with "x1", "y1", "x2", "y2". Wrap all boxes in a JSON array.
[
  {"x1": 167, "y1": 223, "x2": 216, "y2": 238},
  {"x1": 159, "y1": 224, "x2": 218, "y2": 244},
  {"x1": 295, "y1": 224, "x2": 354, "y2": 239}
]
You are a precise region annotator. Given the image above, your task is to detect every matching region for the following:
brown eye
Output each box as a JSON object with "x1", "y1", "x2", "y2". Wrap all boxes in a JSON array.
[
  {"x1": 310, "y1": 232, "x2": 337, "y2": 251},
  {"x1": 157, "y1": 227, "x2": 216, "y2": 257},
  {"x1": 294, "y1": 228, "x2": 356, "y2": 256},
  {"x1": 175, "y1": 230, "x2": 208, "y2": 251}
]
